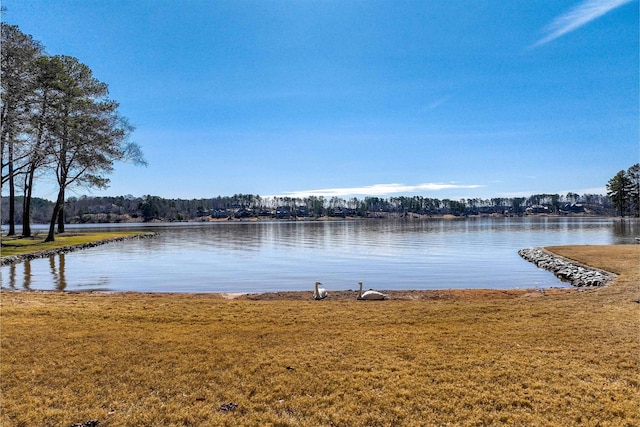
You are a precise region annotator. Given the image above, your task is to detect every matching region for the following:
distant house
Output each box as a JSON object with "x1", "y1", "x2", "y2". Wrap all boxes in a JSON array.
[
  {"x1": 561, "y1": 203, "x2": 585, "y2": 214},
  {"x1": 344, "y1": 208, "x2": 359, "y2": 217},
  {"x1": 526, "y1": 205, "x2": 549, "y2": 214},
  {"x1": 329, "y1": 207, "x2": 346, "y2": 217},
  {"x1": 234, "y1": 208, "x2": 253, "y2": 218},
  {"x1": 211, "y1": 209, "x2": 229, "y2": 219},
  {"x1": 275, "y1": 206, "x2": 291, "y2": 219}
]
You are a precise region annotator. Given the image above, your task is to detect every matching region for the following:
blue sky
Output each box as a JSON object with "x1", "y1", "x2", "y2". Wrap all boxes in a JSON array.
[{"x1": 3, "y1": 0, "x2": 638, "y2": 201}]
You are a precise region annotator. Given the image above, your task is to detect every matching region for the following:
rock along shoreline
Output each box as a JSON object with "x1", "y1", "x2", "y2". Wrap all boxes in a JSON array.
[
  {"x1": 518, "y1": 247, "x2": 616, "y2": 287},
  {"x1": 0, "y1": 233, "x2": 157, "y2": 266}
]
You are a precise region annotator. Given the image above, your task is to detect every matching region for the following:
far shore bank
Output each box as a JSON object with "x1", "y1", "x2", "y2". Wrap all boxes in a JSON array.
[
  {"x1": 2, "y1": 211, "x2": 625, "y2": 230},
  {"x1": 65, "y1": 210, "x2": 617, "y2": 224}
]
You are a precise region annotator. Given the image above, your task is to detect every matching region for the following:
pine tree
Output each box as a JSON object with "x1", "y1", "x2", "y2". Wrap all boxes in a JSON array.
[
  {"x1": 44, "y1": 55, "x2": 146, "y2": 241},
  {"x1": 625, "y1": 163, "x2": 640, "y2": 218},
  {"x1": 607, "y1": 170, "x2": 631, "y2": 217}
]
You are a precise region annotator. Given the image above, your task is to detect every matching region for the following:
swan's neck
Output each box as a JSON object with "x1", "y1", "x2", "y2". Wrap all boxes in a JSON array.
[{"x1": 358, "y1": 282, "x2": 363, "y2": 297}]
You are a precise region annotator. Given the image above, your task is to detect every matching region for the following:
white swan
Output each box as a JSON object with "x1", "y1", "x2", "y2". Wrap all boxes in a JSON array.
[
  {"x1": 313, "y1": 281, "x2": 328, "y2": 300},
  {"x1": 357, "y1": 281, "x2": 387, "y2": 300}
]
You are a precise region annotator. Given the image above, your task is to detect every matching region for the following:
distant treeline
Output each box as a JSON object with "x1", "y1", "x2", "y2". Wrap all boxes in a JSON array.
[{"x1": 1, "y1": 193, "x2": 615, "y2": 225}]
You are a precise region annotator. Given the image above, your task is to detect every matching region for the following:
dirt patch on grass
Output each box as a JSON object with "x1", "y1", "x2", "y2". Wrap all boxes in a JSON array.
[{"x1": 236, "y1": 287, "x2": 578, "y2": 301}]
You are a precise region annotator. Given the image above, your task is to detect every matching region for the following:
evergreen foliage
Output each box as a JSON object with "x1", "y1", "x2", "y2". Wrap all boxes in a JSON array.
[{"x1": 607, "y1": 164, "x2": 640, "y2": 217}]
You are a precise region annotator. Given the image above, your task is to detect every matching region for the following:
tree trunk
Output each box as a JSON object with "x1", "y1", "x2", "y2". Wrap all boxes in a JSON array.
[
  {"x1": 57, "y1": 188, "x2": 65, "y2": 233},
  {"x1": 7, "y1": 141, "x2": 16, "y2": 236},
  {"x1": 45, "y1": 189, "x2": 65, "y2": 242},
  {"x1": 21, "y1": 167, "x2": 35, "y2": 237}
]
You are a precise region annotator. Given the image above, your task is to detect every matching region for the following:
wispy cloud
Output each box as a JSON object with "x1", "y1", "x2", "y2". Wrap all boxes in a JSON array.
[
  {"x1": 420, "y1": 96, "x2": 451, "y2": 112},
  {"x1": 272, "y1": 182, "x2": 484, "y2": 199},
  {"x1": 532, "y1": 0, "x2": 634, "y2": 47}
]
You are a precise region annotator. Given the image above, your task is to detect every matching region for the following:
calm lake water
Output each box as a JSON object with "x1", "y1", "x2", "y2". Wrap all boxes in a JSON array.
[{"x1": 1, "y1": 217, "x2": 638, "y2": 293}]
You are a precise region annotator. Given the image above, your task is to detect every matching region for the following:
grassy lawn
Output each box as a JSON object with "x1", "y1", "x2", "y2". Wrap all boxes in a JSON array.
[
  {"x1": 1, "y1": 245, "x2": 638, "y2": 426},
  {"x1": 1, "y1": 232, "x2": 149, "y2": 258}
]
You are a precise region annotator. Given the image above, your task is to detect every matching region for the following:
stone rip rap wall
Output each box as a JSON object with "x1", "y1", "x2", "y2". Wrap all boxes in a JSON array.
[{"x1": 518, "y1": 247, "x2": 616, "y2": 287}]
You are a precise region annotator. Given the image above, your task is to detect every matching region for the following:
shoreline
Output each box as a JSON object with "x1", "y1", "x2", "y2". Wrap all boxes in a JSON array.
[
  {"x1": 222, "y1": 286, "x2": 581, "y2": 301},
  {"x1": 0, "y1": 287, "x2": 582, "y2": 302},
  {"x1": 0, "y1": 232, "x2": 156, "y2": 266}
]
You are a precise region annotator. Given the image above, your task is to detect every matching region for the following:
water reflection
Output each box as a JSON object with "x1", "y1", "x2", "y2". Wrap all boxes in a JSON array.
[
  {"x1": 7, "y1": 263, "x2": 17, "y2": 290},
  {"x1": 2, "y1": 253, "x2": 102, "y2": 291},
  {"x1": 49, "y1": 254, "x2": 67, "y2": 291},
  {"x1": 1, "y1": 217, "x2": 637, "y2": 292},
  {"x1": 23, "y1": 260, "x2": 32, "y2": 290},
  {"x1": 612, "y1": 219, "x2": 639, "y2": 240}
]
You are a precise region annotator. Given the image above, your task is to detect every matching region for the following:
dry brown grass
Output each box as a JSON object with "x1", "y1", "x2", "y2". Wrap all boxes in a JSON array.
[{"x1": 1, "y1": 245, "x2": 638, "y2": 426}]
